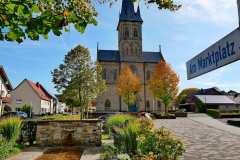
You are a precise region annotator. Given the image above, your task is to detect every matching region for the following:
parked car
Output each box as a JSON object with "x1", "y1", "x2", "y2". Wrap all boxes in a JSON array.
[{"x1": 1, "y1": 111, "x2": 28, "y2": 119}]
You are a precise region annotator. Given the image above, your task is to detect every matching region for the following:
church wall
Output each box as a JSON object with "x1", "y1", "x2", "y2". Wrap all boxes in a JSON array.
[{"x1": 96, "y1": 84, "x2": 120, "y2": 112}]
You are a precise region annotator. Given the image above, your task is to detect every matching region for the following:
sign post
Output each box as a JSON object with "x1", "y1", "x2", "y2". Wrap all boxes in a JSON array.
[{"x1": 186, "y1": 0, "x2": 240, "y2": 80}]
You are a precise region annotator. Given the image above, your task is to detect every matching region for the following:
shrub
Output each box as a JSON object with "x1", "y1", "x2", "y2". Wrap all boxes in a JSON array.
[
  {"x1": 20, "y1": 104, "x2": 32, "y2": 118},
  {"x1": 0, "y1": 117, "x2": 22, "y2": 160},
  {"x1": 0, "y1": 117, "x2": 22, "y2": 142},
  {"x1": 116, "y1": 122, "x2": 139, "y2": 155},
  {"x1": 106, "y1": 114, "x2": 136, "y2": 132},
  {"x1": 227, "y1": 120, "x2": 240, "y2": 127},
  {"x1": 138, "y1": 127, "x2": 185, "y2": 160},
  {"x1": 112, "y1": 118, "x2": 185, "y2": 160},
  {"x1": 100, "y1": 144, "x2": 117, "y2": 160},
  {"x1": 40, "y1": 114, "x2": 80, "y2": 120},
  {"x1": 220, "y1": 113, "x2": 240, "y2": 118},
  {"x1": 207, "y1": 109, "x2": 220, "y2": 118}
]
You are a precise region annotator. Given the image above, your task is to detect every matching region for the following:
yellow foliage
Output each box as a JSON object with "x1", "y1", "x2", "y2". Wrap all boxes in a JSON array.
[
  {"x1": 116, "y1": 66, "x2": 141, "y2": 106},
  {"x1": 149, "y1": 60, "x2": 179, "y2": 110}
]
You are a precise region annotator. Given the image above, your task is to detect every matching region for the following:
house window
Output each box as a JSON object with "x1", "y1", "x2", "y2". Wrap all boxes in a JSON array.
[
  {"x1": 105, "y1": 99, "x2": 111, "y2": 110},
  {"x1": 16, "y1": 99, "x2": 22, "y2": 104}
]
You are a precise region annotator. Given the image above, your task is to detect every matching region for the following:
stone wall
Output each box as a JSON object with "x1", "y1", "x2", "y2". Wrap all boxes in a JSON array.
[{"x1": 36, "y1": 120, "x2": 101, "y2": 146}]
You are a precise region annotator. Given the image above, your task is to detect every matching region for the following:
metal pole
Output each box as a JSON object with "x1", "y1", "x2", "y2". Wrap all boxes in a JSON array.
[
  {"x1": 0, "y1": 82, "x2": 2, "y2": 116},
  {"x1": 238, "y1": 0, "x2": 240, "y2": 27}
]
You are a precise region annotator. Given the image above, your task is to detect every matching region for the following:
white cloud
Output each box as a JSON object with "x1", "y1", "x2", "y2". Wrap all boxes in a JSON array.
[{"x1": 176, "y1": 0, "x2": 237, "y2": 26}]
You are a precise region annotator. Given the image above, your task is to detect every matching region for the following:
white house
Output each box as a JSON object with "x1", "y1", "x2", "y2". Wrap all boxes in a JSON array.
[
  {"x1": 0, "y1": 65, "x2": 13, "y2": 115},
  {"x1": 10, "y1": 79, "x2": 53, "y2": 115}
]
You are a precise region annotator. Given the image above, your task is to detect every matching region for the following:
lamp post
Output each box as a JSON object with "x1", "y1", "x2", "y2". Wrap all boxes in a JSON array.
[{"x1": 0, "y1": 82, "x2": 3, "y2": 116}]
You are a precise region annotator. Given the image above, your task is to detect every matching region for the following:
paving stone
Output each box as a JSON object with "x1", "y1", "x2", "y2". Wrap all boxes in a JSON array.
[{"x1": 154, "y1": 114, "x2": 240, "y2": 160}]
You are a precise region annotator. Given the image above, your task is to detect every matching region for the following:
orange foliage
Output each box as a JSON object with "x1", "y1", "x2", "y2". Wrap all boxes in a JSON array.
[
  {"x1": 116, "y1": 66, "x2": 141, "y2": 106},
  {"x1": 149, "y1": 61, "x2": 179, "y2": 111}
]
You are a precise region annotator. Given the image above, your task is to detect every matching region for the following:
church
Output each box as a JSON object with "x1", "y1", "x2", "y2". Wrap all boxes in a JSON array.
[{"x1": 96, "y1": 0, "x2": 165, "y2": 112}]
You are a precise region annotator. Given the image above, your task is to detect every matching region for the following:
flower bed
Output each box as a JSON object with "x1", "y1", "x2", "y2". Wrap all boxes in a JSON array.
[{"x1": 101, "y1": 114, "x2": 185, "y2": 160}]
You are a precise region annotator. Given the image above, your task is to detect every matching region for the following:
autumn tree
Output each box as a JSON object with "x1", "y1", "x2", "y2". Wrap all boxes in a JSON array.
[
  {"x1": 177, "y1": 88, "x2": 199, "y2": 104},
  {"x1": 52, "y1": 45, "x2": 106, "y2": 119},
  {"x1": 0, "y1": 0, "x2": 181, "y2": 43},
  {"x1": 149, "y1": 60, "x2": 179, "y2": 114},
  {"x1": 117, "y1": 66, "x2": 141, "y2": 111}
]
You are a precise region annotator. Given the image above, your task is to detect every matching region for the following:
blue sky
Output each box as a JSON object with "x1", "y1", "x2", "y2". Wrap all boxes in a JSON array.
[{"x1": 0, "y1": 0, "x2": 240, "y2": 94}]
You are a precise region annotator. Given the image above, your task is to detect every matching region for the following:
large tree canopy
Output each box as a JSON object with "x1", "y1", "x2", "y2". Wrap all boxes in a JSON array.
[
  {"x1": 52, "y1": 45, "x2": 106, "y2": 118},
  {"x1": 149, "y1": 60, "x2": 179, "y2": 113},
  {"x1": 0, "y1": 0, "x2": 181, "y2": 43}
]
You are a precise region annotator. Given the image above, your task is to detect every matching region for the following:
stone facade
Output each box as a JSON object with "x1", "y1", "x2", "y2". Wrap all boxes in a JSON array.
[
  {"x1": 96, "y1": 0, "x2": 164, "y2": 112},
  {"x1": 36, "y1": 120, "x2": 101, "y2": 146}
]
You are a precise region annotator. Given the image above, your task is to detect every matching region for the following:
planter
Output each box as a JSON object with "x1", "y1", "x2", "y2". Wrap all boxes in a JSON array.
[
  {"x1": 153, "y1": 113, "x2": 176, "y2": 119},
  {"x1": 175, "y1": 112, "x2": 188, "y2": 117}
]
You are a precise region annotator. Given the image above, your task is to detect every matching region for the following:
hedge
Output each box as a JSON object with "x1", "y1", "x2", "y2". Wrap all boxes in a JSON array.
[
  {"x1": 207, "y1": 109, "x2": 220, "y2": 118},
  {"x1": 227, "y1": 120, "x2": 240, "y2": 127}
]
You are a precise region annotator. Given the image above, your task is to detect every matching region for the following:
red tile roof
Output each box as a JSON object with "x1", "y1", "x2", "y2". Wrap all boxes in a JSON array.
[
  {"x1": 27, "y1": 80, "x2": 52, "y2": 101},
  {"x1": 1, "y1": 97, "x2": 11, "y2": 103},
  {"x1": 0, "y1": 65, "x2": 13, "y2": 90}
]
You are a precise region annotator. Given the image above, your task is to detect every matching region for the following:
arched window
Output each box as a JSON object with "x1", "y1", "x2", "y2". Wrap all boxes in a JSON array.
[
  {"x1": 133, "y1": 28, "x2": 138, "y2": 38},
  {"x1": 125, "y1": 47, "x2": 129, "y2": 55},
  {"x1": 146, "y1": 71, "x2": 151, "y2": 80},
  {"x1": 105, "y1": 99, "x2": 111, "y2": 110},
  {"x1": 124, "y1": 27, "x2": 129, "y2": 39},
  {"x1": 112, "y1": 69, "x2": 118, "y2": 81},
  {"x1": 146, "y1": 100, "x2": 150, "y2": 111},
  {"x1": 103, "y1": 68, "x2": 107, "y2": 80},
  {"x1": 157, "y1": 101, "x2": 161, "y2": 110},
  {"x1": 130, "y1": 65, "x2": 138, "y2": 75}
]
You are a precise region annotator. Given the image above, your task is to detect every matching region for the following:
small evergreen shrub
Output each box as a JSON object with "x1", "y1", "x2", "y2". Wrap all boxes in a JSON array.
[{"x1": 207, "y1": 109, "x2": 220, "y2": 118}]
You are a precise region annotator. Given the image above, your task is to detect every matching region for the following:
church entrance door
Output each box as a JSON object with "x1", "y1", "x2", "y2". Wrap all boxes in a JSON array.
[{"x1": 129, "y1": 104, "x2": 137, "y2": 112}]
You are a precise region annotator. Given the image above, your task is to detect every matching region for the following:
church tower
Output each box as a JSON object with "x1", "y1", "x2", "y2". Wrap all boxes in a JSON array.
[{"x1": 117, "y1": 0, "x2": 143, "y2": 60}]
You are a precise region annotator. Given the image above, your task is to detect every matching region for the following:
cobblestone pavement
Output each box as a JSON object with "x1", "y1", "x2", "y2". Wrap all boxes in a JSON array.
[{"x1": 154, "y1": 114, "x2": 240, "y2": 160}]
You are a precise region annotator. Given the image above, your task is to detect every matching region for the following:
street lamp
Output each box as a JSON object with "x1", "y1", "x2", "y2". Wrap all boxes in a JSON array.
[{"x1": 0, "y1": 82, "x2": 3, "y2": 116}]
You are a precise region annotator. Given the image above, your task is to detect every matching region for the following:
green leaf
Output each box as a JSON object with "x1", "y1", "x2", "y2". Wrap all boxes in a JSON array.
[
  {"x1": 31, "y1": 4, "x2": 40, "y2": 13},
  {"x1": 6, "y1": 4, "x2": 16, "y2": 12},
  {"x1": 17, "y1": 5, "x2": 25, "y2": 16},
  {"x1": 52, "y1": 29, "x2": 62, "y2": 36},
  {"x1": 28, "y1": 31, "x2": 39, "y2": 40},
  {"x1": 42, "y1": 34, "x2": 48, "y2": 39},
  {"x1": 6, "y1": 31, "x2": 17, "y2": 40},
  {"x1": 74, "y1": 22, "x2": 87, "y2": 33}
]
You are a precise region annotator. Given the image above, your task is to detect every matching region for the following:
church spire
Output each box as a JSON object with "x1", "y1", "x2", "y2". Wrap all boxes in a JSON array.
[{"x1": 119, "y1": 0, "x2": 143, "y2": 23}]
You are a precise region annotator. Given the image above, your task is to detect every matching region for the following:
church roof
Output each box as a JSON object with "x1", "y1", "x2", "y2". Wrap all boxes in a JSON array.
[
  {"x1": 97, "y1": 50, "x2": 120, "y2": 62},
  {"x1": 97, "y1": 50, "x2": 164, "y2": 63},
  {"x1": 119, "y1": 0, "x2": 143, "y2": 23}
]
